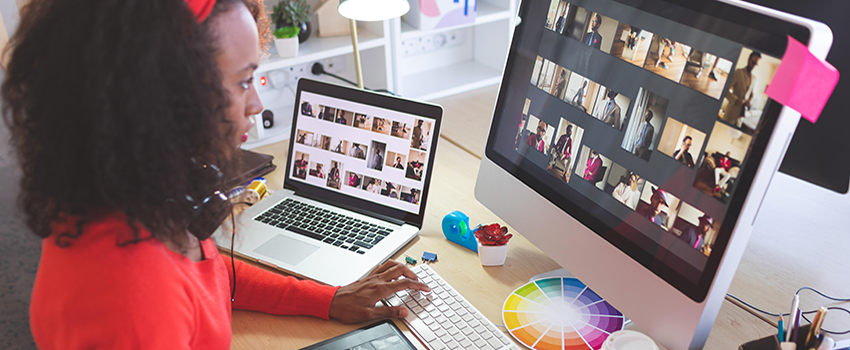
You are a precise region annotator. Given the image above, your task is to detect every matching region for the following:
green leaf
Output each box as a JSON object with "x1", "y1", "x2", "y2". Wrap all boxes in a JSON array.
[{"x1": 273, "y1": 26, "x2": 300, "y2": 39}]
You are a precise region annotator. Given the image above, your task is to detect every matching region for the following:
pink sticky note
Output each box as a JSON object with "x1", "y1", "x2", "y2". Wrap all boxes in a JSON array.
[{"x1": 765, "y1": 35, "x2": 839, "y2": 123}]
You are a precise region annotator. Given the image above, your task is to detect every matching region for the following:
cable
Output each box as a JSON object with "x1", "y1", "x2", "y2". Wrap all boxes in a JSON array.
[
  {"x1": 230, "y1": 216, "x2": 237, "y2": 303},
  {"x1": 726, "y1": 288, "x2": 850, "y2": 335},
  {"x1": 310, "y1": 63, "x2": 399, "y2": 96}
]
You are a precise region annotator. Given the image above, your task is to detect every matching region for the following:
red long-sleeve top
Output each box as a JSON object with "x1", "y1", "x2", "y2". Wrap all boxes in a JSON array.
[{"x1": 30, "y1": 212, "x2": 339, "y2": 349}]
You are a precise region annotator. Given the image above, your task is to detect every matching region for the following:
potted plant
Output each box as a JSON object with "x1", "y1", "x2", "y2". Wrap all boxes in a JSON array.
[
  {"x1": 271, "y1": 0, "x2": 312, "y2": 44},
  {"x1": 273, "y1": 26, "x2": 300, "y2": 57},
  {"x1": 474, "y1": 223, "x2": 513, "y2": 266}
]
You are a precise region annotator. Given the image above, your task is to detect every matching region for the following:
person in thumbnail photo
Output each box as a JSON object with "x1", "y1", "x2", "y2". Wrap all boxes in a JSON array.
[
  {"x1": 633, "y1": 110, "x2": 655, "y2": 159},
  {"x1": 309, "y1": 162, "x2": 325, "y2": 179},
  {"x1": 411, "y1": 119, "x2": 426, "y2": 149},
  {"x1": 321, "y1": 106, "x2": 336, "y2": 122},
  {"x1": 571, "y1": 80, "x2": 587, "y2": 107},
  {"x1": 694, "y1": 122, "x2": 752, "y2": 201},
  {"x1": 391, "y1": 121, "x2": 411, "y2": 139},
  {"x1": 301, "y1": 101, "x2": 314, "y2": 117},
  {"x1": 553, "y1": 69, "x2": 568, "y2": 98},
  {"x1": 364, "y1": 177, "x2": 381, "y2": 194},
  {"x1": 346, "y1": 171, "x2": 362, "y2": 188},
  {"x1": 583, "y1": 14, "x2": 603, "y2": 49},
  {"x1": 714, "y1": 151, "x2": 734, "y2": 194},
  {"x1": 526, "y1": 120, "x2": 548, "y2": 152},
  {"x1": 400, "y1": 186, "x2": 420, "y2": 204},
  {"x1": 721, "y1": 51, "x2": 760, "y2": 127},
  {"x1": 555, "y1": 4, "x2": 568, "y2": 33},
  {"x1": 406, "y1": 149, "x2": 426, "y2": 181},
  {"x1": 393, "y1": 156, "x2": 404, "y2": 169},
  {"x1": 547, "y1": 125, "x2": 573, "y2": 174},
  {"x1": 673, "y1": 136, "x2": 695, "y2": 168},
  {"x1": 611, "y1": 172, "x2": 642, "y2": 209},
  {"x1": 596, "y1": 90, "x2": 622, "y2": 129},
  {"x1": 320, "y1": 135, "x2": 331, "y2": 151},
  {"x1": 349, "y1": 143, "x2": 367, "y2": 160},
  {"x1": 293, "y1": 152, "x2": 309, "y2": 179},
  {"x1": 679, "y1": 214, "x2": 712, "y2": 253},
  {"x1": 371, "y1": 148, "x2": 384, "y2": 171},
  {"x1": 583, "y1": 150, "x2": 602, "y2": 181},
  {"x1": 638, "y1": 187, "x2": 669, "y2": 228},
  {"x1": 327, "y1": 161, "x2": 342, "y2": 189},
  {"x1": 354, "y1": 113, "x2": 371, "y2": 130}
]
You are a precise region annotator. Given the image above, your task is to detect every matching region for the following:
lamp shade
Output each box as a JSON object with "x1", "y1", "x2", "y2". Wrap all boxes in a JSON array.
[{"x1": 338, "y1": 0, "x2": 410, "y2": 21}]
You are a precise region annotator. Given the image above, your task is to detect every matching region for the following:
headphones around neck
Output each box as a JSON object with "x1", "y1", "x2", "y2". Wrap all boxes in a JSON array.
[{"x1": 185, "y1": 162, "x2": 231, "y2": 240}]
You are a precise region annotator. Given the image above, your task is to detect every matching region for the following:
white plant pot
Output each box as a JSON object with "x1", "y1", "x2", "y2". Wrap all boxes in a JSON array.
[
  {"x1": 275, "y1": 37, "x2": 299, "y2": 58},
  {"x1": 478, "y1": 243, "x2": 507, "y2": 266}
]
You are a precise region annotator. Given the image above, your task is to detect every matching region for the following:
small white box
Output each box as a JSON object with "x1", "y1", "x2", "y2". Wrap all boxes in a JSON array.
[{"x1": 406, "y1": 0, "x2": 477, "y2": 31}]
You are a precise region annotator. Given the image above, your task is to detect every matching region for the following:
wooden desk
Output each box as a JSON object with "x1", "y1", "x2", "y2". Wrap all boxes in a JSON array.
[{"x1": 229, "y1": 86, "x2": 848, "y2": 349}]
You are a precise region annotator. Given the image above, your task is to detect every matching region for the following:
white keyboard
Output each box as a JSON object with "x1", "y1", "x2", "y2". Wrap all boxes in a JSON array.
[{"x1": 384, "y1": 264, "x2": 517, "y2": 350}]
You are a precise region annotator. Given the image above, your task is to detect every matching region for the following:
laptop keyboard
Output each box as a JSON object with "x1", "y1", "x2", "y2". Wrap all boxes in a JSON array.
[
  {"x1": 385, "y1": 265, "x2": 517, "y2": 350},
  {"x1": 254, "y1": 198, "x2": 394, "y2": 254}
]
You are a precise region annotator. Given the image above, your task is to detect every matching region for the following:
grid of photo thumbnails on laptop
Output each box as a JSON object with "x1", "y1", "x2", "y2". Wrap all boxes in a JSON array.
[
  {"x1": 508, "y1": 0, "x2": 784, "y2": 282},
  {"x1": 290, "y1": 91, "x2": 435, "y2": 214}
]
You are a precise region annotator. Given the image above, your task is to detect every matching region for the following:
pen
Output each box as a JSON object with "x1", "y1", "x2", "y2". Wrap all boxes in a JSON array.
[
  {"x1": 804, "y1": 307, "x2": 828, "y2": 348},
  {"x1": 778, "y1": 315, "x2": 785, "y2": 342},
  {"x1": 791, "y1": 308, "x2": 802, "y2": 343},
  {"x1": 787, "y1": 295, "x2": 799, "y2": 342}
]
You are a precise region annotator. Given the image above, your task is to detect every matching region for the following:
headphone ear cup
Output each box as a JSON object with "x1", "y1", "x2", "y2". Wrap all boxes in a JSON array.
[{"x1": 188, "y1": 191, "x2": 230, "y2": 240}]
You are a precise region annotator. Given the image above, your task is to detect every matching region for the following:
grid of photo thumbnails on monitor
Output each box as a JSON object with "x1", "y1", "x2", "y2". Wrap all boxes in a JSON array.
[
  {"x1": 512, "y1": 0, "x2": 783, "y2": 279},
  {"x1": 291, "y1": 91, "x2": 435, "y2": 214}
]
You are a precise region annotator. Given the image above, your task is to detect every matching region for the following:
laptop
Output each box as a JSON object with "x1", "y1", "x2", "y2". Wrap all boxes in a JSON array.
[{"x1": 213, "y1": 78, "x2": 443, "y2": 286}]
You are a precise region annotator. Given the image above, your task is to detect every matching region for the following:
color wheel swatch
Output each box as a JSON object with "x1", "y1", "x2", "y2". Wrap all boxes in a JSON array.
[{"x1": 502, "y1": 277, "x2": 624, "y2": 350}]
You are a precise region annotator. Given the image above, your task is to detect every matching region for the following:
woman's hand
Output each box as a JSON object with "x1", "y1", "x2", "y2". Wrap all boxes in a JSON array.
[{"x1": 328, "y1": 260, "x2": 431, "y2": 324}]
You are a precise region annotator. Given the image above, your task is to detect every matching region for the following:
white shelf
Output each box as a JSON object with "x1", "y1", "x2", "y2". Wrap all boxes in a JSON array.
[
  {"x1": 400, "y1": 3, "x2": 512, "y2": 40},
  {"x1": 257, "y1": 30, "x2": 385, "y2": 74},
  {"x1": 401, "y1": 60, "x2": 503, "y2": 101}
]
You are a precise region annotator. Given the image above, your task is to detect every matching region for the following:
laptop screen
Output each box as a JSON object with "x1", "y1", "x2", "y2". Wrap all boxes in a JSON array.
[{"x1": 288, "y1": 90, "x2": 436, "y2": 215}]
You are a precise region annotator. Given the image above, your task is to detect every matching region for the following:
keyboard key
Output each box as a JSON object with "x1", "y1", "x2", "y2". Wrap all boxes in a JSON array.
[
  {"x1": 487, "y1": 338, "x2": 503, "y2": 348},
  {"x1": 459, "y1": 339, "x2": 473, "y2": 348},
  {"x1": 353, "y1": 241, "x2": 373, "y2": 249},
  {"x1": 474, "y1": 339, "x2": 488, "y2": 348}
]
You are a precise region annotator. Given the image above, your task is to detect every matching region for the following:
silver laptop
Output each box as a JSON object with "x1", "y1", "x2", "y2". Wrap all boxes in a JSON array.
[{"x1": 213, "y1": 79, "x2": 443, "y2": 286}]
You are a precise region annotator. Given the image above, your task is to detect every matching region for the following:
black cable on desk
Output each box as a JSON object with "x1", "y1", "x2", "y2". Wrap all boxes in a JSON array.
[{"x1": 726, "y1": 288, "x2": 850, "y2": 335}]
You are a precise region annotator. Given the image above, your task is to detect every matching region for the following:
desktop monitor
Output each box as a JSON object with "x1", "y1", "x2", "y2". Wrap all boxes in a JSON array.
[{"x1": 475, "y1": 0, "x2": 831, "y2": 349}]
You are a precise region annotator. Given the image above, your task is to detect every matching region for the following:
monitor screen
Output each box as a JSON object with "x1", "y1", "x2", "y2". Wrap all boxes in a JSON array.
[
  {"x1": 289, "y1": 91, "x2": 437, "y2": 215},
  {"x1": 485, "y1": 0, "x2": 810, "y2": 301}
]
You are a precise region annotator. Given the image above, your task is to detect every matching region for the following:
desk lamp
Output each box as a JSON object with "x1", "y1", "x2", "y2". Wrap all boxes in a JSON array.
[{"x1": 337, "y1": 0, "x2": 409, "y2": 89}]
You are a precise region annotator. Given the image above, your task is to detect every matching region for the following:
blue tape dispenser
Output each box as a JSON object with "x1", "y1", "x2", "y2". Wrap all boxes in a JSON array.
[{"x1": 441, "y1": 211, "x2": 478, "y2": 252}]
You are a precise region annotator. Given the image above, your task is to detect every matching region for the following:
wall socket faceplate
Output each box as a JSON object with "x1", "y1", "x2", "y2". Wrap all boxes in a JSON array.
[{"x1": 255, "y1": 57, "x2": 345, "y2": 93}]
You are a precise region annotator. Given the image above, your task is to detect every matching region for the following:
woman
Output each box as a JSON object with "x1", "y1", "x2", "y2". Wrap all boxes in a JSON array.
[
  {"x1": 4, "y1": 0, "x2": 427, "y2": 348},
  {"x1": 612, "y1": 173, "x2": 641, "y2": 209}
]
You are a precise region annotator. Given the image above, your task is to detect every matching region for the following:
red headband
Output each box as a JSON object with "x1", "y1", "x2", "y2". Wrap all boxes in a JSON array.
[{"x1": 185, "y1": 0, "x2": 216, "y2": 22}]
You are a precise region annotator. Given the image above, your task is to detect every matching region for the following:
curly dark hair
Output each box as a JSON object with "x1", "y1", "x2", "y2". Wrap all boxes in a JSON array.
[{"x1": 2, "y1": 0, "x2": 269, "y2": 247}]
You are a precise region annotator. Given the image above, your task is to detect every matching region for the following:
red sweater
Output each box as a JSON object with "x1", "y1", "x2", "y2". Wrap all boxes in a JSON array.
[{"x1": 30, "y1": 213, "x2": 340, "y2": 349}]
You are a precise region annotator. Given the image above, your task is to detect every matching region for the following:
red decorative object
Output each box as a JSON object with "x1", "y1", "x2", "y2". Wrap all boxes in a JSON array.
[{"x1": 474, "y1": 223, "x2": 513, "y2": 246}]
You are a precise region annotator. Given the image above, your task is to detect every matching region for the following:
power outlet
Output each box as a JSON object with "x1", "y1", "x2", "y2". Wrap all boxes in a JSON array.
[
  {"x1": 400, "y1": 30, "x2": 465, "y2": 57},
  {"x1": 257, "y1": 57, "x2": 346, "y2": 89}
]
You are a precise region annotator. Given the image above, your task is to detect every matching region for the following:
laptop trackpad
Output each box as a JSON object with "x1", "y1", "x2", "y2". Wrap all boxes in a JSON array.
[{"x1": 253, "y1": 234, "x2": 320, "y2": 266}]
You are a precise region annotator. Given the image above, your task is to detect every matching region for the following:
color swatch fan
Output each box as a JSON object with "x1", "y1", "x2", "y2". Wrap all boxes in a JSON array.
[{"x1": 502, "y1": 277, "x2": 624, "y2": 350}]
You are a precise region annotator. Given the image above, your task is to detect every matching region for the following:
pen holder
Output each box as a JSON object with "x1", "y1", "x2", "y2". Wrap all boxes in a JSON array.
[{"x1": 738, "y1": 325, "x2": 811, "y2": 350}]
